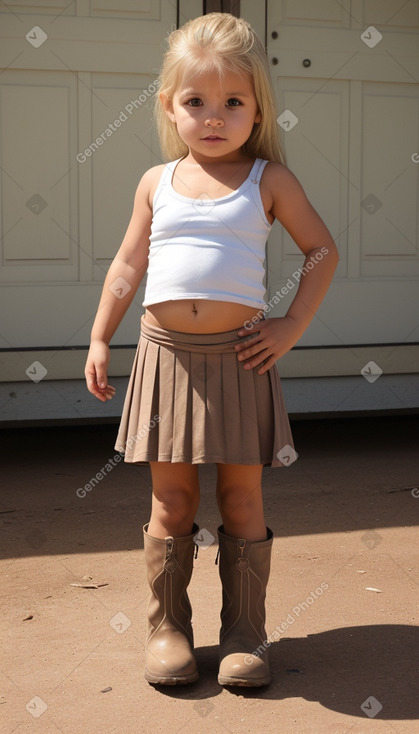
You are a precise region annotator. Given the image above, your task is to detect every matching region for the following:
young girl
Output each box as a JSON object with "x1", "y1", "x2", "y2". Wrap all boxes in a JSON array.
[{"x1": 85, "y1": 12, "x2": 338, "y2": 688}]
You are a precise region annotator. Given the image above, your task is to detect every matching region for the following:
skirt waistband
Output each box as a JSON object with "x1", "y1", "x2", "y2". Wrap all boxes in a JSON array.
[{"x1": 140, "y1": 315, "x2": 255, "y2": 354}]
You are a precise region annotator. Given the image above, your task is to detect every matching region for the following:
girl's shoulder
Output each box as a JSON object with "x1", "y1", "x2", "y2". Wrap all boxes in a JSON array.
[
  {"x1": 260, "y1": 161, "x2": 318, "y2": 226},
  {"x1": 260, "y1": 161, "x2": 299, "y2": 213},
  {"x1": 261, "y1": 161, "x2": 297, "y2": 188},
  {"x1": 261, "y1": 161, "x2": 308, "y2": 204},
  {"x1": 137, "y1": 163, "x2": 168, "y2": 209},
  {"x1": 141, "y1": 162, "x2": 167, "y2": 187}
]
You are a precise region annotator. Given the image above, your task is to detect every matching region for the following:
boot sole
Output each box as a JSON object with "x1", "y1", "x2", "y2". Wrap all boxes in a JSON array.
[
  {"x1": 145, "y1": 670, "x2": 199, "y2": 686},
  {"x1": 218, "y1": 674, "x2": 271, "y2": 687}
]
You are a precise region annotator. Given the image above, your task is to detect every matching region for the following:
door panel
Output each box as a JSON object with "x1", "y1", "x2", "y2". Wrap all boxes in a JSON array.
[
  {"x1": 361, "y1": 85, "x2": 418, "y2": 266},
  {"x1": 0, "y1": 0, "x2": 418, "y2": 373},
  {"x1": 0, "y1": 0, "x2": 175, "y2": 350},
  {"x1": 89, "y1": 74, "x2": 160, "y2": 279},
  {"x1": 267, "y1": 0, "x2": 419, "y2": 346},
  {"x1": 0, "y1": 72, "x2": 78, "y2": 282}
]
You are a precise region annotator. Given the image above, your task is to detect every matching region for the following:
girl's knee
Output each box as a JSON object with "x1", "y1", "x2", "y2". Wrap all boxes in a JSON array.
[
  {"x1": 216, "y1": 484, "x2": 262, "y2": 524},
  {"x1": 153, "y1": 485, "x2": 199, "y2": 521}
]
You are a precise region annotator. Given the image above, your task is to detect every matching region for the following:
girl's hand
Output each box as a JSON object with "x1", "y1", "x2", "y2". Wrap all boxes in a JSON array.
[
  {"x1": 235, "y1": 317, "x2": 302, "y2": 375},
  {"x1": 85, "y1": 340, "x2": 116, "y2": 402}
]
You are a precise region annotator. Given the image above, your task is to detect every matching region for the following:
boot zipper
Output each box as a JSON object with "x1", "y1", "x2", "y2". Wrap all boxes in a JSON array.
[
  {"x1": 215, "y1": 538, "x2": 246, "y2": 565},
  {"x1": 166, "y1": 538, "x2": 173, "y2": 560},
  {"x1": 236, "y1": 538, "x2": 250, "y2": 572}
]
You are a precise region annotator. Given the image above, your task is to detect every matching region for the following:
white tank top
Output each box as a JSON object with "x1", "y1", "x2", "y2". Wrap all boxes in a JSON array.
[{"x1": 142, "y1": 157, "x2": 272, "y2": 309}]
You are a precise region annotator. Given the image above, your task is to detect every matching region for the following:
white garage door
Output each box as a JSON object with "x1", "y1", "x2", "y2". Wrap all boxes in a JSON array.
[
  {"x1": 266, "y1": 0, "x2": 419, "y2": 347},
  {"x1": 0, "y1": 0, "x2": 418, "y2": 394},
  {"x1": 0, "y1": 0, "x2": 176, "y2": 352}
]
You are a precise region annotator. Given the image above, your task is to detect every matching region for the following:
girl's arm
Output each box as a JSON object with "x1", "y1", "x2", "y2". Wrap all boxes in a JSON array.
[
  {"x1": 85, "y1": 168, "x2": 156, "y2": 401},
  {"x1": 235, "y1": 163, "x2": 339, "y2": 374}
]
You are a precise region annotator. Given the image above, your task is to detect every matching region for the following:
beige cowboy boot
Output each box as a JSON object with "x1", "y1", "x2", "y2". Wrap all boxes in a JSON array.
[
  {"x1": 143, "y1": 522, "x2": 199, "y2": 685},
  {"x1": 217, "y1": 524, "x2": 273, "y2": 686}
]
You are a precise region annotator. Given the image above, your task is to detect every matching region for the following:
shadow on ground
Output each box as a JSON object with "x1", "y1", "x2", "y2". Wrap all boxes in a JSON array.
[
  {"x1": 1, "y1": 415, "x2": 418, "y2": 730},
  {"x1": 154, "y1": 625, "x2": 418, "y2": 721},
  {"x1": 1, "y1": 415, "x2": 418, "y2": 558}
]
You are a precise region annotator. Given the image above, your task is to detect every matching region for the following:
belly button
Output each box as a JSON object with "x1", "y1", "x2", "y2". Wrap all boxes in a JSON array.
[{"x1": 192, "y1": 302, "x2": 198, "y2": 315}]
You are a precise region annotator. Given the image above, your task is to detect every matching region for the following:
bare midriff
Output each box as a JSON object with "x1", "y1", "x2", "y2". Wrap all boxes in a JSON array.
[{"x1": 144, "y1": 300, "x2": 261, "y2": 334}]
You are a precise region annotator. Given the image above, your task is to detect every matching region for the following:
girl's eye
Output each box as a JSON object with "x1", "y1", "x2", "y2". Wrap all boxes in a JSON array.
[
  {"x1": 187, "y1": 98, "x2": 202, "y2": 107},
  {"x1": 227, "y1": 98, "x2": 241, "y2": 107}
]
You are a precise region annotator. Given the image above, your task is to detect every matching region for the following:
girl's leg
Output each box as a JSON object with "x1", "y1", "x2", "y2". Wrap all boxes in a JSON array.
[
  {"x1": 216, "y1": 463, "x2": 273, "y2": 687},
  {"x1": 148, "y1": 462, "x2": 200, "y2": 538},
  {"x1": 216, "y1": 464, "x2": 266, "y2": 541},
  {"x1": 143, "y1": 462, "x2": 200, "y2": 685}
]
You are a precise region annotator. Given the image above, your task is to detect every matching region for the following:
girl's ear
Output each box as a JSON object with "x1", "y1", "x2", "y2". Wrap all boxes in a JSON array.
[
  {"x1": 254, "y1": 109, "x2": 262, "y2": 124},
  {"x1": 159, "y1": 92, "x2": 176, "y2": 123}
]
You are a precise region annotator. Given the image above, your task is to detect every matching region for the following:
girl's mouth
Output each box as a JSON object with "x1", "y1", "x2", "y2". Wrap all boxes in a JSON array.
[{"x1": 202, "y1": 135, "x2": 225, "y2": 141}]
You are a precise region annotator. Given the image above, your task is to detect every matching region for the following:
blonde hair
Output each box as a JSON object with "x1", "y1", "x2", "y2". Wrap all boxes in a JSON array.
[{"x1": 154, "y1": 13, "x2": 286, "y2": 164}]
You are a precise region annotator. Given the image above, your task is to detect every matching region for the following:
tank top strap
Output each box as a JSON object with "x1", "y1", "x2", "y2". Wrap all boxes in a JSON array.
[
  {"x1": 161, "y1": 158, "x2": 181, "y2": 186},
  {"x1": 251, "y1": 158, "x2": 269, "y2": 183},
  {"x1": 152, "y1": 158, "x2": 182, "y2": 207},
  {"x1": 249, "y1": 159, "x2": 271, "y2": 227}
]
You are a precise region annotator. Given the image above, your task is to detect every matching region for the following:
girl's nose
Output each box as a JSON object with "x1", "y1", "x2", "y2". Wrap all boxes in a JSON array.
[{"x1": 204, "y1": 115, "x2": 224, "y2": 127}]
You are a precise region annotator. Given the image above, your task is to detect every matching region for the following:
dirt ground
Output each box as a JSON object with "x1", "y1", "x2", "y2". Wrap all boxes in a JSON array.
[{"x1": 1, "y1": 415, "x2": 418, "y2": 734}]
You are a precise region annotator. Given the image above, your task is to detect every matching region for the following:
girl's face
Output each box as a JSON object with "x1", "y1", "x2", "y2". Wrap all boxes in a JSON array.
[{"x1": 161, "y1": 67, "x2": 261, "y2": 162}]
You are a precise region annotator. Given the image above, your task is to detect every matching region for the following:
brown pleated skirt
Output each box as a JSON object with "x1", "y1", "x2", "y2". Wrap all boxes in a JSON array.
[{"x1": 114, "y1": 316, "x2": 295, "y2": 467}]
